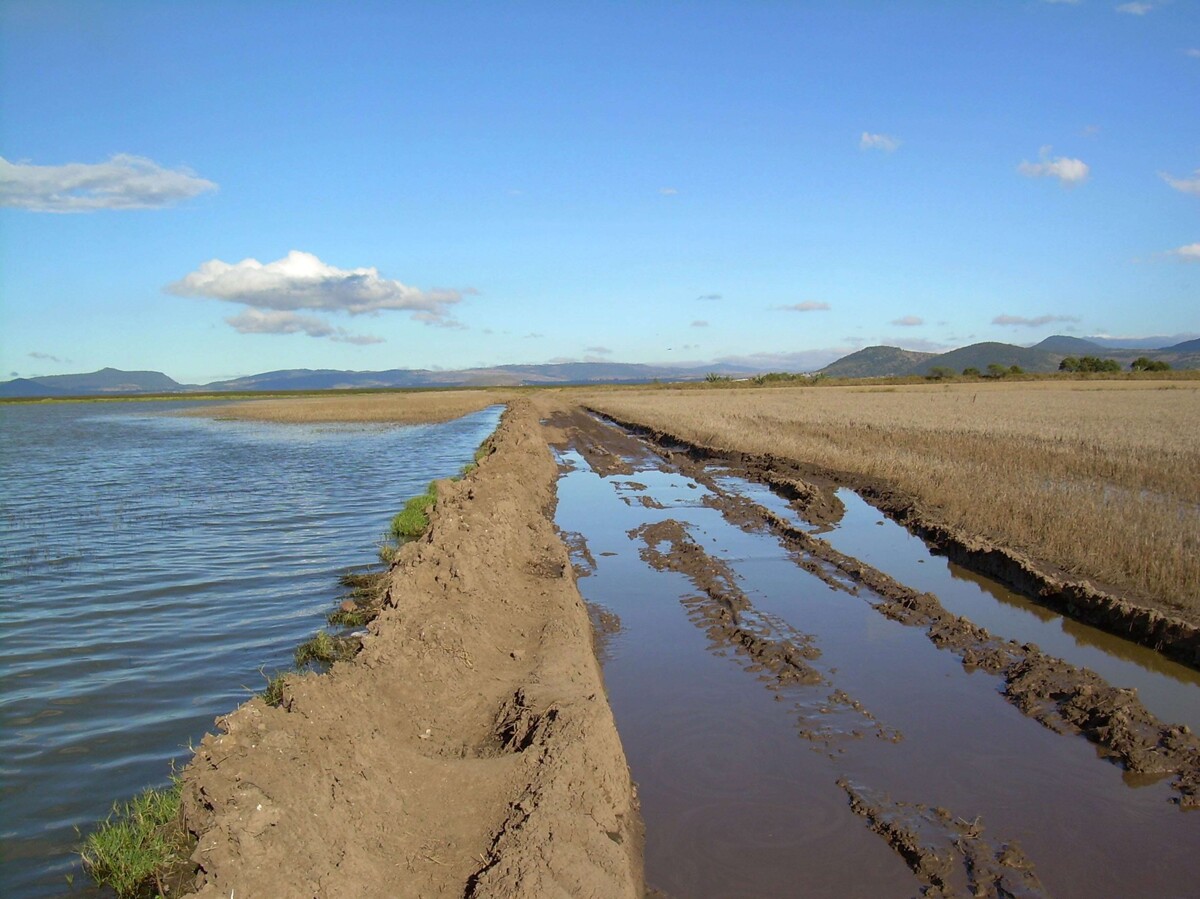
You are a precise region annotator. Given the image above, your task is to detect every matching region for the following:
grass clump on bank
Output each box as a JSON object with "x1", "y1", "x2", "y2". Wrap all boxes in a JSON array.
[
  {"x1": 390, "y1": 482, "x2": 438, "y2": 541},
  {"x1": 79, "y1": 780, "x2": 192, "y2": 898},
  {"x1": 294, "y1": 630, "x2": 356, "y2": 668}
]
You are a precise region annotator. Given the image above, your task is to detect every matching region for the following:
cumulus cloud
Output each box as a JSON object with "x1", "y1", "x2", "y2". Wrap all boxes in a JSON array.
[
  {"x1": 891, "y1": 315, "x2": 924, "y2": 327},
  {"x1": 1169, "y1": 242, "x2": 1200, "y2": 261},
  {"x1": 1018, "y1": 147, "x2": 1089, "y2": 185},
  {"x1": 29, "y1": 351, "x2": 69, "y2": 363},
  {"x1": 691, "y1": 320, "x2": 709, "y2": 328},
  {"x1": 992, "y1": 313, "x2": 1082, "y2": 327},
  {"x1": 0, "y1": 154, "x2": 216, "y2": 212},
  {"x1": 225, "y1": 309, "x2": 384, "y2": 344},
  {"x1": 779, "y1": 301, "x2": 831, "y2": 312},
  {"x1": 1116, "y1": 2, "x2": 1153, "y2": 13},
  {"x1": 860, "y1": 132, "x2": 900, "y2": 152},
  {"x1": 168, "y1": 250, "x2": 464, "y2": 320},
  {"x1": 1162, "y1": 169, "x2": 1200, "y2": 195},
  {"x1": 696, "y1": 293, "x2": 723, "y2": 301}
]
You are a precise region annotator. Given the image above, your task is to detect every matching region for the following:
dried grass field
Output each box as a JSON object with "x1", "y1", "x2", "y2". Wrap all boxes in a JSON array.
[
  {"x1": 188, "y1": 389, "x2": 510, "y2": 424},
  {"x1": 583, "y1": 380, "x2": 1200, "y2": 616}
]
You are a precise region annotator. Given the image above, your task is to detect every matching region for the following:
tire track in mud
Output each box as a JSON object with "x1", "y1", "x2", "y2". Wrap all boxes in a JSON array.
[{"x1": 575, "y1": 407, "x2": 1200, "y2": 809}]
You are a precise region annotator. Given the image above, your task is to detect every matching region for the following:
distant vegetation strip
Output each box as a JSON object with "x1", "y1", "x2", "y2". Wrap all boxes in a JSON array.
[
  {"x1": 582, "y1": 381, "x2": 1200, "y2": 616},
  {"x1": 182, "y1": 389, "x2": 511, "y2": 424}
]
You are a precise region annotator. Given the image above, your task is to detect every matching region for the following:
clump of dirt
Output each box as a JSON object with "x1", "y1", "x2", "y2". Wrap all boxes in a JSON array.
[
  {"x1": 837, "y1": 779, "x2": 1049, "y2": 898},
  {"x1": 178, "y1": 400, "x2": 644, "y2": 897}
]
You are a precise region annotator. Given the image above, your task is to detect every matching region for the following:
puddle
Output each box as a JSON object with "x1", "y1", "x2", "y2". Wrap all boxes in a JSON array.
[
  {"x1": 819, "y1": 488, "x2": 1200, "y2": 732},
  {"x1": 553, "y1": 421, "x2": 1200, "y2": 899}
]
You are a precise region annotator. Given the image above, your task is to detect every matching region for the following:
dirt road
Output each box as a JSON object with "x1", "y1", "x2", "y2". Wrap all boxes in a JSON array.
[{"x1": 180, "y1": 399, "x2": 643, "y2": 897}]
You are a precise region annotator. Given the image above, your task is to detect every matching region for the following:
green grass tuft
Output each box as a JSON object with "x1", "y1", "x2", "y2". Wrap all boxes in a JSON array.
[
  {"x1": 79, "y1": 780, "x2": 191, "y2": 898},
  {"x1": 294, "y1": 630, "x2": 354, "y2": 668},
  {"x1": 389, "y1": 486, "x2": 437, "y2": 541},
  {"x1": 260, "y1": 670, "x2": 288, "y2": 706}
]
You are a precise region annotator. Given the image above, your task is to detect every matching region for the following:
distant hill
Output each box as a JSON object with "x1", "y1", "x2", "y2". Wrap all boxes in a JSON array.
[
  {"x1": 818, "y1": 346, "x2": 936, "y2": 378},
  {"x1": 0, "y1": 368, "x2": 183, "y2": 398},
  {"x1": 818, "y1": 335, "x2": 1200, "y2": 379}
]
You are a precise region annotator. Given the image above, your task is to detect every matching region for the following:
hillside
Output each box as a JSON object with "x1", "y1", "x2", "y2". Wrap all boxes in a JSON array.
[
  {"x1": 0, "y1": 368, "x2": 183, "y2": 398},
  {"x1": 818, "y1": 346, "x2": 936, "y2": 378}
]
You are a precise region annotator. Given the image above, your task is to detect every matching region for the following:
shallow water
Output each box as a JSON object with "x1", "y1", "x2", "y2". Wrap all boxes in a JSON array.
[
  {"x1": 0, "y1": 400, "x2": 502, "y2": 898},
  {"x1": 555, "y1": 433, "x2": 1200, "y2": 898}
]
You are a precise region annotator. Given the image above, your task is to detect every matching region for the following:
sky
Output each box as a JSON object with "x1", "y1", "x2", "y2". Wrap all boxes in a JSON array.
[{"x1": 1, "y1": 0, "x2": 1197, "y2": 385}]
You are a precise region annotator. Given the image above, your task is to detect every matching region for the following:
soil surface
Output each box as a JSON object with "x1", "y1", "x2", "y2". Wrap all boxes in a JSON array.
[{"x1": 180, "y1": 399, "x2": 643, "y2": 897}]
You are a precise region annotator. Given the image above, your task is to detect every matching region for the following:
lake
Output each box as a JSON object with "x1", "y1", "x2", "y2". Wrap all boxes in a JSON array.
[{"x1": 0, "y1": 400, "x2": 503, "y2": 898}]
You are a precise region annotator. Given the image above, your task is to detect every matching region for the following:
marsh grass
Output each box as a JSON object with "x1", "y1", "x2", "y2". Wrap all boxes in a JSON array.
[
  {"x1": 584, "y1": 380, "x2": 1200, "y2": 612},
  {"x1": 294, "y1": 630, "x2": 355, "y2": 668},
  {"x1": 79, "y1": 779, "x2": 192, "y2": 898},
  {"x1": 390, "y1": 483, "x2": 438, "y2": 541},
  {"x1": 260, "y1": 669, "x2": 289, "y2": 706},
  {"x1": 186, "y1": 390, "x2": 508, "y2": 424}
]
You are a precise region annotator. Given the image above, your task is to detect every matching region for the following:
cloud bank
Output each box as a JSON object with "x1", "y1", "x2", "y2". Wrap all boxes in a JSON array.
[
  {"x1": 1018, "y1": 147, "x2": 1089, "y2": 185},
  {"x1": 0, "y1": 154, "x2": 217, "y2": 212},
  {"x1": 168, "y1": 250, "x2": 470, "y2": 342},
  {"x1": 992, "y1": 313, "x2": 1081, "y2": 327},
  {"x1": 779, "y1": 301, "x2": 831, "y2": 312}
]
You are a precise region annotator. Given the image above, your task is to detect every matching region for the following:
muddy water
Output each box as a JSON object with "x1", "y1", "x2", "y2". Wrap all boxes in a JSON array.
[{"x1": 554, "y1": 425, "x2": 1200, "y2": 898}]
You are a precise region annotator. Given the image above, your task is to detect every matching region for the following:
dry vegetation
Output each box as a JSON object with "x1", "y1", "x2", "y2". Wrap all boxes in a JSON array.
[
  {"x1": 583, "y1": 380, "x2": 1200, "y2": 615},
  {"x1": 187, "y1": 389, "x2": 510, "y2": 424}
]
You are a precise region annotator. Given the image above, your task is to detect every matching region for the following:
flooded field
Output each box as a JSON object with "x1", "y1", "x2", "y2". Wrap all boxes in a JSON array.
[
  {"x1": 552, "y1": 412, "x2": 1200, "y2": 898},
  {"x1": 0, "y1": 401, "x2": 503, "y2": 898}
]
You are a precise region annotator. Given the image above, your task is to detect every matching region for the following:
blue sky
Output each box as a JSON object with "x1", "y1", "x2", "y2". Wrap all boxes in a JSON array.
[{"x1": 1, "y1": 0, "x2": 1197, "y2": 384}]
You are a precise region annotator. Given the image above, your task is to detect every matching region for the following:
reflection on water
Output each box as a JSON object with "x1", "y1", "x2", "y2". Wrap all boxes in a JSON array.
[
  {"x1": 0, "y1": 400, "x2": 502, "y2": 899},
  {"x1": 819, "y1": 488, "x2": 1200, "y2": 729}
]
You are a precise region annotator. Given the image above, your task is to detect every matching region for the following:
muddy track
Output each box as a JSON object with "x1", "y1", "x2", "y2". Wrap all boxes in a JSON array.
[
  {"x1": 565, "y1": 407, "x2": 1200, "y2": 808},
  {"x1": 179, "y1": 400, "x2": 643, "y2": 897},
  {"x1": 585, "y1": 406, "x2": 1200, "y2": 671}
]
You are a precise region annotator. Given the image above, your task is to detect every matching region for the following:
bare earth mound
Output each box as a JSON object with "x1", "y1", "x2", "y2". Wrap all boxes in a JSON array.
[{"x1": 180, "y1": 399, "x2": 643, "y2": 897}]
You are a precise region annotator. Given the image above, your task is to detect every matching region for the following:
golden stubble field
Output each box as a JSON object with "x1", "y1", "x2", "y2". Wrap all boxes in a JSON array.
[{"x1": 582, "y1": 380, "x2": 1200, "y2": 616}]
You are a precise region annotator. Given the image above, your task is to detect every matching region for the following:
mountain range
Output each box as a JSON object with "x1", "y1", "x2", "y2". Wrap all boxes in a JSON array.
[
  {"x1": 2, "y1": 336, "x2": 1196, "y2": 398},
  {"x1": 817, "y1": 336, "x2": 1200, "y2": 379}
]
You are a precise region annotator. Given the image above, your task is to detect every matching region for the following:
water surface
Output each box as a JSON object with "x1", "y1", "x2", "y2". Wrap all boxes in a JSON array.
[{"x1": 0, "y1": 400, "x2": 502, "y2": 898}]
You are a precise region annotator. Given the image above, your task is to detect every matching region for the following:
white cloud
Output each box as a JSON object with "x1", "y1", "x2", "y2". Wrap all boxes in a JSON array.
[
  {"x1": 1169, "y1": 242, "x2": 1200, "y2": 261},
  {"x1": 1162, "y1": 169, "x2": 1200, "y2": 196},
  {"x1": 0, "y1": 154, "x2": 216, "y2": 212},
  {"x1": 225, "y1": 309, "x2": 384, "y2": 344},
  {"x1": 168, "y1": 250, "x2": 466, "y2": 326},
  {"x1": 29, "y1": 351, "x2": 69, "y2": 363},
  {"x1": 691, "y1": 320, "x2": 709, "y2": 328},
  {"x1": 993, "y1": 313, "x2": 1082, "y2": 327},
  {"x1": 1018, "y1": 146, "x2": 1089, "y2": 185},
  {"x1": 860, "y1": 132, "x2": 900, "y2": 152},
  {"x1": 696, "y1": 293, "x2": 723, "y2": 301},
  {"x1": 1116, "y1": 2, "x2": 1153, "y2": 14},
  {"x1": 1187, "y1": 48, "x2": 1200, "y2": 58},
  {"x1": 659, "y1": 187, "x2": 679, "y2": 195},
  {"x1": 779, "y1": 301, "x2": 831, "y2": 312},
  {"x1": 891, "y1": 315, "x2": 924, "y2": 327},
  {"x1": 585, "y1": 345, "x2": 613, "y2": 355}
]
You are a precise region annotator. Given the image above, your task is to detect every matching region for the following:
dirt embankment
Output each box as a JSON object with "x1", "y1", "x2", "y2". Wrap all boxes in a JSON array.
[
  {"x1": 180, "y1": 399, "x2": 643, "y2": 897},
  {"x1": 586, "y1": 407, "x2": 1200, "y2": 671}
]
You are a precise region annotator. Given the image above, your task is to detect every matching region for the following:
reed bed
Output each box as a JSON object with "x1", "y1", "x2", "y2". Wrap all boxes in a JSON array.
[
  {"x1": 188, "y1": 389, "x2": 509, "y2": 424},
  {"x1": 583, "y1": 380, "x2": 1200, "y2": 614}
]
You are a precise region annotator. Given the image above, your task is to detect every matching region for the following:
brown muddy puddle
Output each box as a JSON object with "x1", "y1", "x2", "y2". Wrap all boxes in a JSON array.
[{"x1": 553, "y1": 427, "x2": 1200, "y2": 899}]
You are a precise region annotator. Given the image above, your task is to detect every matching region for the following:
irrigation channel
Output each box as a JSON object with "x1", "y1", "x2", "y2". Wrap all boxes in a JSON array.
[
  {"x1": 550, "y1": 410, "x2": 1200, "y2": 899},
  {"x1": 0, "y1": 400, "x2": 503, "y2": 899}
]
